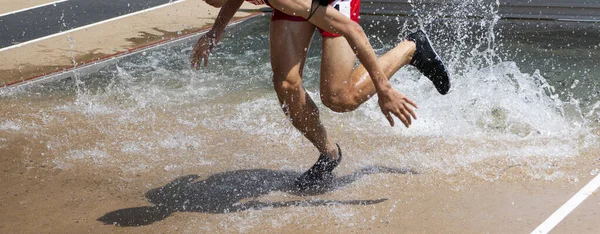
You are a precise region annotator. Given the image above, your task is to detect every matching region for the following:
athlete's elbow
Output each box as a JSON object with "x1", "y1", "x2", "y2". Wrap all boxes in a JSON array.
[{"x1": 344, "y1": 21, "x2": 364, "y2": 38}]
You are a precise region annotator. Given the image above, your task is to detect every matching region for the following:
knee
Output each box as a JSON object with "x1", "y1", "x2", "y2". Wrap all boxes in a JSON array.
[
  {"x1": 273, "y1": 74, "x2": 302, "y2": 96},
  {"x1": 348, "y1": 21, "x2": 364, "y2": 36},
  {"x1": 321, "y1": 91, "x2": 359, "y2": 113}
]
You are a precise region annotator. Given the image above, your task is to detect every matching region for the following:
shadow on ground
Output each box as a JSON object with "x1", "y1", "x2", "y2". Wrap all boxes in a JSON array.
[{"x1": 98, "y1": 166, "x2": 416, "y2": 226}]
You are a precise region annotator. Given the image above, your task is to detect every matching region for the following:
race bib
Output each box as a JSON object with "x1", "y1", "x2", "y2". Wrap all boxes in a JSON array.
[{"x1": 332, "y1": 0, "x2": 351, "y2": 18}]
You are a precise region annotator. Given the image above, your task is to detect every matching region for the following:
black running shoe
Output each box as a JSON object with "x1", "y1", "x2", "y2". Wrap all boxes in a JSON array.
[
  {"x1": 295, "y1": 144, "x2": 342, "y2": 188},
  {"x1": 406, "y1": 30, "x2": 451, "y2": 95}
]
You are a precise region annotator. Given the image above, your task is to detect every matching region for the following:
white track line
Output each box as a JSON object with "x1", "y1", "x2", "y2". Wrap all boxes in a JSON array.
[
  {"x1": 531, "y1": 173, "x2": 600, "y2": 234},
  {"x1": 558, "y1": 19, "x2": 600, "y2": 23},
  {"x1": 0, "y1": 0, "x2": 187, "y2": 53},
  {"x1": 0, "y1": 0, "x2": 69, "y2": 17}
]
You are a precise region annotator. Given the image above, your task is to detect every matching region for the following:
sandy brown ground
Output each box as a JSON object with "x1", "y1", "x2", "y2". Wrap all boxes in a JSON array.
[
  {"x1": 0, "y1": 0, "x2": 263, "y2": 86},
  {"x1": 0, "y1": 92, "x2": 598, "y2": 233},
  {"x1": 1, "y1": 1, "x2": 600, "y2": 234},
  {"x1": 0, "y1": 128, "x2": 598, "y2": 234}
]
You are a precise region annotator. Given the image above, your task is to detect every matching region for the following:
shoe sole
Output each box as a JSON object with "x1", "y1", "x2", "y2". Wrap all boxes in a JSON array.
[{"x1": 418, "y1": 30, "x2": 451, "y2": 94}]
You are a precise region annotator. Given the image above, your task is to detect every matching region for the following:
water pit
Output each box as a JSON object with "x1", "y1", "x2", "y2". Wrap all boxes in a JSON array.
[{"x1": 1, "y1": 6, "x2": 599, "y2": 233}]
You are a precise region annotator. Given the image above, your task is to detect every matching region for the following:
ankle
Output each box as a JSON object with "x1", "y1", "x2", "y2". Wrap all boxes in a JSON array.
[
  {"x1": 394, "y1": 40, "x2": 416, "y2": 65},
  {"x1": 322, "y1": 143, "x2": 340, "y2": 161},
  {"x1": 405, "y1": 40, "x2": 416, "y2": 55},
  {"x1": 399, "y1": 39, "x2": 416, "y2": 47}
]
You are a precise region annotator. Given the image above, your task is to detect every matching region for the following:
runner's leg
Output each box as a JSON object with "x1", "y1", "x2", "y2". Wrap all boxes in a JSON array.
[
  {"x1": 270, "y1": 20, "x2": 339, "y2": 158},
  {"x1": 314, "y1": 0, "x2": 417, "y2": 112},
  {"x1": 320, "y1": 36, "x2": 416, "y2": 112}
]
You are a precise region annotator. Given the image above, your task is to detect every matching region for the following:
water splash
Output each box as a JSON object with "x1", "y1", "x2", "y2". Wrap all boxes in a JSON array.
[{"x1": 1, "y1": 4, "x2": 598, "y2": 181}]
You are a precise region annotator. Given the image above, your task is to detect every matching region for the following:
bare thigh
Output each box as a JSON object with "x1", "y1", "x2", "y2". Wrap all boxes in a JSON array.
[
  {"x1": 319, "y1": 36, "x2": 358, "y2": 96},
  {"x1": 270, "y1": 20, "x2": 316, "y2": 84},
  {"x1": 319, "y1": 35, "x2": 415, "y2": 112}
]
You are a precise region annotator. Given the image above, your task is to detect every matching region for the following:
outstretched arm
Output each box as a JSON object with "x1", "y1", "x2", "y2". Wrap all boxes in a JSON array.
[
  {"x1": 191, "y1": 0, "x2": 245, "y2": 69},
  {"x1": 268, "y1": 0, "x2": 418, "y2": 127}
]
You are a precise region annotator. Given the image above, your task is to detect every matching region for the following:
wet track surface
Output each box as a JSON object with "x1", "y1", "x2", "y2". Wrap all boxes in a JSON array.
[{"x1": 0, "y1": 0, "x2": 184, "y2": 48}]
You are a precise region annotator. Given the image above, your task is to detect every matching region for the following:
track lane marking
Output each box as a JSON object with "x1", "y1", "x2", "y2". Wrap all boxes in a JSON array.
[
  {"x1": 0, "y1": 0, "x2": 187, "y2": 52},
  {"x1": 0, "y1": 0, "x2": 69, "y2": 18},
  {"x1": 531, "y1": 172, "x2": 600, "y2": 234}
]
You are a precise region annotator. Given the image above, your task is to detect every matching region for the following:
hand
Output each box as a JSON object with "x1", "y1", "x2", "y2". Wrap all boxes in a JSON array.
[
  {"x1": 190, "y1": 32, "x2": 219, "y2": 69},
  {"x1": 377, "y1": 86, "x2": 418, "y2": 128}
]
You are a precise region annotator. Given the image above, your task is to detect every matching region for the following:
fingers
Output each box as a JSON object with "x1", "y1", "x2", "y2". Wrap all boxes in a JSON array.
[
  {"x1": 191, "y1": 59, "x2": 198, "y2": 70},
  {"x1": 384, "y1": 112, "x2": 395, "y2": 127},
  {"x1": 191, "y1": 50, "x2": 208, "y2": 70},
  {"x1": 191, "y1": 41, "x2": 201, "y2": 68},
  {"x1": 392, "y1": 108, "x2": 410, "y2": 128},
  {"x1": 191, "y1": 57, "x2": 198, "y2": 70},
  {"x1": 379, "y1": 91, "x2": 419, "y2": 128},
  {"x1": 190, "y1": 37, "x2": 214, "y2": 70},
  {"x1": 190, "y1": 50, "x2": 196, "y2": 69},
  {"x1": 404, "y1": 97, "x2": 418, "y2": 120},
  {"x1": 405, "y1": 102, "x2": 417, "y2": 120},
  {"x1": 405, "y1": 97, "x2": 418, "y2": 109},
  {"x1": 402, "y1": 109, "x2": 411, "y2": 126},
  {"x1": 386, "y1": 105, "x2": 417, "y2": 128},
  {"x1": 190, "y1": 48, "x2": 201, "y2": 70},
  {"x1": 192, "y1": 54, "x2": 200, "y2": 70}
]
